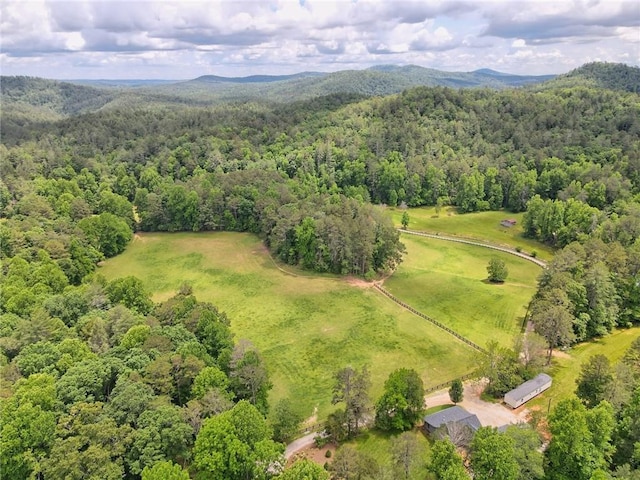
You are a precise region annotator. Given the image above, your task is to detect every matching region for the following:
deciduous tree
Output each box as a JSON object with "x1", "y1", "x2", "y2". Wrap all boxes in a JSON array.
[
  {"x1": 332, "y1": 365, "x2": 371, "y2": 437},
  {"x1": 470, "y1": 427, "x2": 518, "y2": 480},
  {"x1": 429, "y1": 438, "x2": 469, "y2": 480},
  {"x1": 194, "y1": 400, "x2": 284, "y2": 480},
  {"x1": 487, "y1": 257, "x2": 508, "y2": 283},
  {"x1": 576, "y1": 354, "x2": 614, "y2": 408},
  {"x1": 375, "y1": 368, "x2": 424, "y2": 431}
]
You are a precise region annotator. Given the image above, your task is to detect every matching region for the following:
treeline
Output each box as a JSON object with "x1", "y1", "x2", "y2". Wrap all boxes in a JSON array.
[
  {"x1": 0, "y1": 281, "x2": 291, "y2": 479},
  {"x1": 135, "y1": 169, "x2": 402, "y2": 276},
  {"x1": 2, "y1": 73, "x2": 639, "y2": 333}
]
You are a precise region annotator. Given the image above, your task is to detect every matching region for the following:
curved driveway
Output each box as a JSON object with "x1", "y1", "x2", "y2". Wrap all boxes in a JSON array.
[{"x1": 398, "y1": 229, "x2": 547, "y2": 268}]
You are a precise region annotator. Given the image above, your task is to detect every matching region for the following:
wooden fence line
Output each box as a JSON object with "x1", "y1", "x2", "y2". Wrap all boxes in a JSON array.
[
  {"x1": 398, "y1": 229, "x2": 548, "y2": 268},
  {"x1": 373, "y1": 284, "x2": 487, "y2": 354}
]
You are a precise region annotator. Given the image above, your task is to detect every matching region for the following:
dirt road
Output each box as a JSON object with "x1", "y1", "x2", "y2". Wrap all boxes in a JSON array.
[
  {"x1": 425, "y1": 380, "x2": 529, "y2": 428},
  {"x1": 285, "y1": 432, "x2": 317, "y2": 459}
]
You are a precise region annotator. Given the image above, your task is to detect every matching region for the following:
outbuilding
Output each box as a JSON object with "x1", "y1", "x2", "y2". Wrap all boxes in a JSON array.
[
  {"x1": 500, "y1": 219, "x2": 517, "y2": 227},
  {"x1": 504, "y1": 373, "x2": 552, "y2": 409}
]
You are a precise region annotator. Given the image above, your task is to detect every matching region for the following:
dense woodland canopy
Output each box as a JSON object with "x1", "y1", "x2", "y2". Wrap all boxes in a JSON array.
[{"x1": 1, "y1": 62, "x2": 640, "y2": 478}]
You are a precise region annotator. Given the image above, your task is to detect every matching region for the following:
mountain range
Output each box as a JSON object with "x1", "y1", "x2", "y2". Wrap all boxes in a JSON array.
[{"x1": 1, "y1": 62, "x2": 638, "y2": 125}]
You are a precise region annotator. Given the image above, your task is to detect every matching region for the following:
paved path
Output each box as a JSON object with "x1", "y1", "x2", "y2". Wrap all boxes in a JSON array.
[{"x1": 398, "y1": 229, "x2": 547, "y2": 268}]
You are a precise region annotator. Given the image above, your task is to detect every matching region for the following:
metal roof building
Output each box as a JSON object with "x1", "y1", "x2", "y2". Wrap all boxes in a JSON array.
[
  {"x1": 422, "y1": 406, "x2": 482, "y2": 434},
  {"x1": 504, "y1": 373, "x2": 552, "y2": 409}
]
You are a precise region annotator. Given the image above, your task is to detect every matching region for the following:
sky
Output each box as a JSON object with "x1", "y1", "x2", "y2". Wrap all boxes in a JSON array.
[{"x1": 1, "y1": 0, "x2": 639, "y2": 80}]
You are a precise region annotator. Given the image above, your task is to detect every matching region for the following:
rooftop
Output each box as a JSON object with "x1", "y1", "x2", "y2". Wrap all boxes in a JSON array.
[
  {"x1": 505, "y1": 373, "x2": 552, "y2": 401},
  {"x1": 423, "y1": 406, "x2": 482, "y2": 431}
]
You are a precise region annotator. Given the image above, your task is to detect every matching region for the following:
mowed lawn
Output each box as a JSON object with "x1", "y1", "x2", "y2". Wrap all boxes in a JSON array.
[
  {"x1": 390, "y1": 207, "x2": 555, "y2": 261},
  {"x1": 384, "y1": 234, "x2": 542, "y2": 348},
  {"x1": 99, "y1": 232, "x2": 477, "y2": 419},
  {"x1": 527, "y1": 327, "x2": 640, "y2": 411}
]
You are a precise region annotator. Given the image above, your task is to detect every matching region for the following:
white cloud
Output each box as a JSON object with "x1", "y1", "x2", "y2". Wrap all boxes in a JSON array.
[{"x1": 0, "y1": 0, "x2": 637, "y2": 78}]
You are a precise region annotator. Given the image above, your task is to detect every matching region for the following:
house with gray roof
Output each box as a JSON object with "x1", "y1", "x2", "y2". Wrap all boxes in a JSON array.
[
  {"x1": 504, "y1": 373, "x2": 552, "y2": 409},
  {"x1": 422, "y1": 406, "x2": 482, "y2": 435}
]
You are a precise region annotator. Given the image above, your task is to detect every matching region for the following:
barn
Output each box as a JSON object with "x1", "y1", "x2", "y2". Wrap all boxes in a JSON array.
[{"x1": 504, "y1": 373, "x2": 552, "y2": 409}]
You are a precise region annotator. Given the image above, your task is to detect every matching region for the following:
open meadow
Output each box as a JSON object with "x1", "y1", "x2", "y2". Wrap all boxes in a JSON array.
[
  {"x1": 383, "y1": 233, "x2": 542, "y2": 347},
  {"x1": 390, "y1": 207, "x2": 555, "y2": 261},
  {"x1": 526, "y1": 327, "x2": 640, "y2": 411},
  {"x1": 99, "y1": 232, "x2": 477, "y2": 420}
]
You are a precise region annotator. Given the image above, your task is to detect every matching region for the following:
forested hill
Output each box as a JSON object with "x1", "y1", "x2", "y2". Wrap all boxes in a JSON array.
[
  {"x1": 2, "y1": 61, "x2": 640, "y2": 478},
  {"x1": 159, "y1": 65, "x2": 555, "y2": 102},
  {"x1": 0, "y1": 64, "x2": 554, "y2": 119},
  {"x1": 534, "y1": 62, "x2": 640, "y2": 93},
  {"x1": 0, "y1": 76, "x2": 116, "y2": 118}
]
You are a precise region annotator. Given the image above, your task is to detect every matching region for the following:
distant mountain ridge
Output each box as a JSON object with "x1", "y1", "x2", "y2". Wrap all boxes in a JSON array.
[
  {"x1": 191, "y1": 72, "x2": 324, "y2": 84},
  {"x1": 2, "y1": 63, "x2": 637, "y2": 123}
]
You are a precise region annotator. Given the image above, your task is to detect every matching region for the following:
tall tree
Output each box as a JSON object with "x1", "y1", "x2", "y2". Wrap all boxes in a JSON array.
[
  {"x1": 504, "y1": 424, "x2": 544, "y2": 480},
  {"x1": 332, "y1": 365, "x2": 371, "y2": 437},
  {"x1": 429, "y1": 438, "x2": 469, "y2": 480},
  {"x1": 330, "y1": 445, "x2": 379, "y2": 480},
  {"x1": 470, "y1": 427, "x2": 519, "y2": 480},
  {"x1": 270, "y1": 398, "x2": 304, "y2": 444},
  {"x1": 546, "y1": 398, "x2": 615, "y2": 480},
  {"x1": 141, "y1": 461, "x2": 190, "y2": 480},
  {"x1": 229, "y1": 340, "x2": 272, "y2": 415},
  {"x1": 277, "y1": 459, "x2": 329, "y2": 480},
  {"x1": 576, "y1": 354, "x2": 614, "y2": 408},
  {"x1": 613, "y1": 386, "x2": 640, "y2": 468},
  {"x1": 194, "y1": 400, "x2": 284, "y2": 480},
  {"x1": 530, "y1": 291, "x2": 576, "y2": 364},
  {"x1": 391, "y1": 431, "x2": 423, "y2": 479},
  {"x1": 375, "y1": 368, "x2": 425, "y2": 431}
]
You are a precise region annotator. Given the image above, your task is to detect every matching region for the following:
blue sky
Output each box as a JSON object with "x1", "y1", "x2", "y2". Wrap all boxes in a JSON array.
[{"x1": 1, "y1": 0, "x2": 638, "y2": 79}]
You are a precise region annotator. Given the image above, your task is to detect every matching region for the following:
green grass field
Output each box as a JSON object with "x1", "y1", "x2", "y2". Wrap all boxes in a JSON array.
[
  {"x1": 99, "y1": 232, "x2": 477, "y2": 420},
  {"x1": 348, "y1": 429, "x2": 432, "y2": 479},
  {"x1": 527, "y1": 327, "x2": 640, "y2": 411},
  {"x1": 383, "y1": 234, "x2": 542, "y2": 347},
  {"x1": 390, "y1": 207, "x2": 555, "y2": 261}
]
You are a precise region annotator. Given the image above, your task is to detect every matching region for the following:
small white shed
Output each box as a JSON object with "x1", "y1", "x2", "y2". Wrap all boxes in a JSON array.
[{"x1": 504, "y1": 373, "x2": 552, "y2": 409}]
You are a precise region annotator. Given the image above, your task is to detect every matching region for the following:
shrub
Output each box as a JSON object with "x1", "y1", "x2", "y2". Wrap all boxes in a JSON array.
[
  {"x1": 315, "y1": 434, "x2": 329, "y2": 448},
  {"x1": 325, "y1": 449, "x2": 332, "y2": 458}
]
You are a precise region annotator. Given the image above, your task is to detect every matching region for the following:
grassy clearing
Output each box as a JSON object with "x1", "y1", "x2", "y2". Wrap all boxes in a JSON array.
[
  {"x1": 384, "y1": 234, "x2": 541, "y2": 348},
  {"x1": 348, "y1": 428, "x2": 431, "y2": 478},
  {"x1": 527, "y1": 327, "x2": 640, "y2": 411},
  {"x1": 99, "y1": 232, "x2": 477, "y2": 420},
  {"x1": 390, "y1": 207, "x2": 555, "y2": 261}
]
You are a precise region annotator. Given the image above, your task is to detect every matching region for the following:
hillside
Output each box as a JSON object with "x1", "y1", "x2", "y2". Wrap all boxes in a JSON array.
[
  {"x1": 533, "y1": 62, "x2": 640, "y2": 93},
  {"x1": 151, "y1": 65, "x2": 554, "y2": 103},
  {"x1": 1, "y1": 60, "x2": 639, "y2": 480},
  {"x1": 0, "y1": 64, "x2": 556, "y2": 123},
  {"x1": 0, "y1": 76, "x2": 115, "y2": 117}
]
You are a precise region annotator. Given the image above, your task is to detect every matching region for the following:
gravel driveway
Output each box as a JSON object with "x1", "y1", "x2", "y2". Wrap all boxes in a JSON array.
[{"x1": 425, "y1": 380, "x2": 529, "y2": 428}]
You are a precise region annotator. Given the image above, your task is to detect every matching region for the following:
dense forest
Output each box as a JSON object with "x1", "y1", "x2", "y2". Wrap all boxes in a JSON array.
[{"x1": 1, "y1": 62, "x2": 640, "y2": 479}]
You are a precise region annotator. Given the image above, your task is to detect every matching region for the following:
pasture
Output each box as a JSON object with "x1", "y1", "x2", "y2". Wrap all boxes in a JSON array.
[
  {"x1": 527, "y1": 327, "x2": 640, "y2": 411},
  {"x1": 99, "y1": 232, "x2": 477, "y2": 419},
  {"x1": 390, "y1": 207, "x2": 555, "y2": 261},
  {"x1": 383, "y1": 233, "x2": 542, "y2": 348}
]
